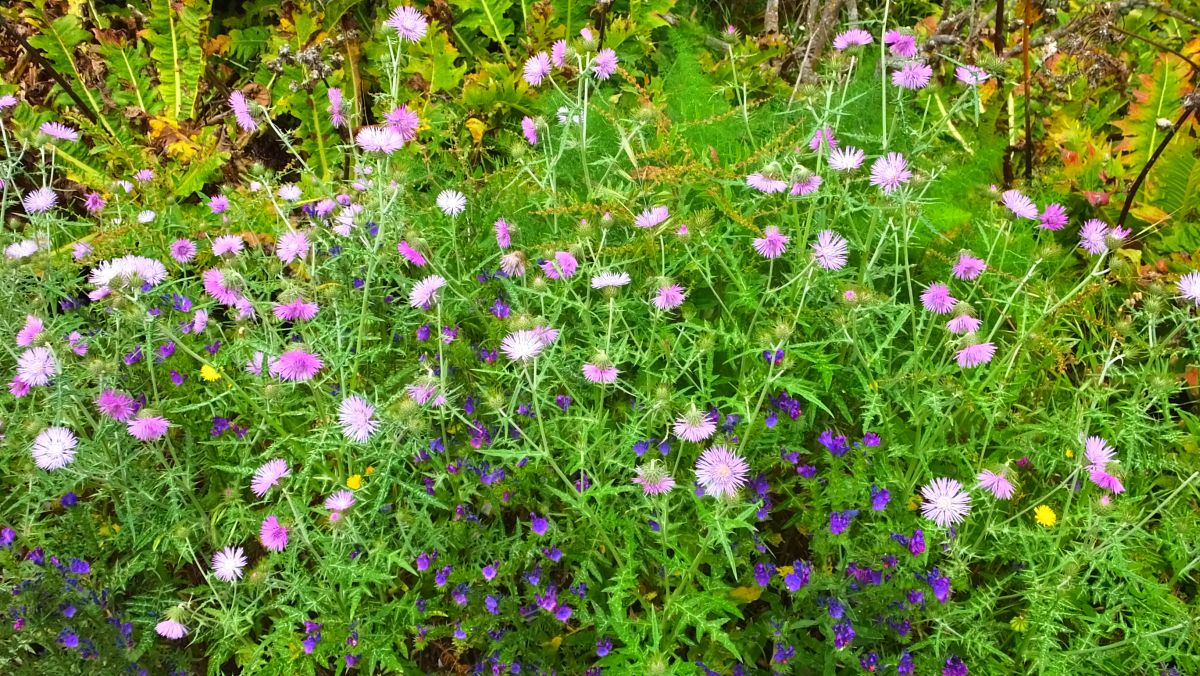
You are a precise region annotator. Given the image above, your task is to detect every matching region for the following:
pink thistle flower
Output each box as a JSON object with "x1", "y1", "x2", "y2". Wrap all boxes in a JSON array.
[
  {"x1": 869, "y1": 152, "x2": 912, "y2": 193},
  {"x1": 0, "y1": 94, "x2": 17, "y2": 109},
  {"x1": 16, "y1": 315, "x2": 44, "y2": 347},
  {"x1": 747, "y1": 172, "x2": 789, "y2": 194},
  {"x1": 410, "y1": 274, "x2": 446, "y2": 309},
  {"x1": 952, "y1": 252, "x2": 987, "y2": 280},
  {"x1": 385, "y1": 105, "x2": 420, "y2": 140},
  {"x1": 9, "y1": 376, "x2": 30, "y2": 397},
  {"x1": 32, "y1": 426, "x2": 77, "y2": 470},
  {"x1": 977, "y1": 469, "x2": 1015, "y2": 499},
  {"x1": 524, "y1": 52, "x2": 552, "y2": 86},
  {"x1": 95, "y1": 389, "x2": 137, "y2": 421},
  {"x1": 339, "y1": 395, "x2": 378, "y2": 443},
  {"x1": 521, "y1": 116, "x2": 538, "y2": 145},
  {"x1": 17, "y1": 346, "x2": 56, "y2": 386},
  {"x1": 134, "y1": 169, "x2": 154, "y2": 182},
  {"x1": 695, "y1": 446, "x2": 750, "y2": 498},
  {"x1": 753, "y1": 226, "x2": 789, "y2": 259},
  {"x1": 276, "y1": 230, "x2": 309, "y2": 264},
  {"x1": 920, "y1": 283, "x2": 956, "y2": 314},
  {"x1": 436, "y1": 189, "x2": 466, "y2": 217},
  {"x1": 228, "y1": 91, "x2": 257, "y2": 131},
  {"x1": 211, "y1": 546, "x2": 247, "y2": 582},
  {"x1": 1089, "y1": 468, "x2": 1125, "y2": 494},
  {"x1": 155, "y1": 619, "x2": 188, "y2": 640},
  {"x1": 1079, "y1": 219, "x2": 1109, "y2": 255},
  {"x1": 272, "y1": 298, "x2": 319, "y2": 322},
  {"x1": 170, "y1": 239, "x2": 197, "y2": 263},
  {"x1": 653, "y1": 284, "x2": 686, "y2": 310},
  {"x1": 828, "y1": 146, "x2": 865, "y2": 171},
  {"x1": 500, "y1": 330, "x2": 546, "y2": 362},
  {"x1": 591, "y1": 271, "x2": 631, "y2": 289},
  {"x1": 72, "y1": 241, "x2": 93, "y2": 261},
  {"x1": 1001, "y1": 189, "x2": 1038, "y2": 219},
  {"x1": 592, "y1": 48, "x2": 618, "y2": 80},
  {"x1": 500, "y1": 251, "x2": 526, "y2": 277},
  {"x1": 494, "y1": 219, "x2": 512, "y2": 249},
  {"x1": 812, "y1": 230, "x2": 848, "y2": 270},
  {"x1": 955, "y1": 65, "x2": 990, "y2": 85},
  {"x1": 6, "y1": 239, "x2": 39, "y2": 259},
  {"x1": 327, "y1": 87, "x2": 346, "y2": 127},
  {"x1": 201, "y1": 269, "x2": 241, "y2": 305},
  {"x1": 790, "y1": 175, "x2": 822, "y2": 196},
  {"x1": 246, "y1": 351, "x2": 265, "y2": 376},
  {"x1": 531, "y1": 325, "x2": 559, "y2": 346},
  {"x1": 632, "y1": 460, "x2": 676, "y2": 496},
  {"x1": 541, "y1": 251, "x2": 578, "y2": 280},
  {"x1": 946, "y1": 314, "x2": 982, "y2": 334},
  {"x1": 406, "y1": 381, "x2": 438, "y2": 405},
  {"x1": 128, "y1": 415, "x2": 170, "y2": 441},
  {"x1": 673, "y1": 405, "x2": 717, "y2": 443},
  {"x1": 1037, "y1": 203, "x2": 1068, "y2": 230},
  {"x1": 66, "y1": 331, "x2": 88, "y2": 356},
  {"x1": 325, "y1": 490, "x2": 356, "y2": 512},
  {"x1": 22, "y1": 187, "x2": 57, "y2": 214},
  {"x1": 635, "y1": 206, "x2": 670, "y2": 228},
  {"x1": 956, "y1": 342, "x2": 996, "y2": 368},
  {"x1": 809, "y1": 126, "x2": 838, "y2": 151},
  {"x1": 1177, "y1": 271, "x2": 1200, "y2": 306},
  {"x1": 83, "y1": 191, "x2": 106, "y2": 213},
  {"x1": 892, "y1": 62, "x2": 933, "y2": 89},
  {"x1": 384, "y1": 5, "x2": 428, "y2": 41},
  {"x1": 884, "y1": 30, "x2": 918, "y2": 58},
  {"x1": 251, "y1": 459, "x2": 289, "y2": 497},
  {"x1": 40, "y1": 122, "x2": 78, "y2": 141},
  {"x1": 212, "y1": 234, "x2": 244, "y2": 256},
  {"x1": 582, "y1": 362, "x2": 619, "y2": 383},
  {"x1": 270, "y1": 349, "x2": 324, "y2": 382},
  {"x1": 1083, "y1": 436, "x2": 1115, "y2": 469},
  {"x1": 833, "y1": 29, "x2": 873, "y2": 50},
  {"x1": 551, "y1": 39, "x2": 568, "y2": 67},
  {"x1": 260, "y1": 515, "x2": 289, "y2": 552},
  {"x1": 355, "y1": 126, "x2": 405, "y2": 153},
  {"x1": 397, "y1": 240, "x2": 427, "y2": 266},
  {"x1": 919, "y1": 477, "x2": 971, "y2": 526},
  {"x1": 87, "y1": 256, "x2": 167, "y2": 291}
]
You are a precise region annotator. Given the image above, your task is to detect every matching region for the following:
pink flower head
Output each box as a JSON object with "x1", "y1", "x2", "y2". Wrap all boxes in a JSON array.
[
  {"x1": 582, "y1": 362, "x2": 619, "y2": 383},
  {"x1": 946, "y1": 314, "x2": 982, "y2": 334},
  {"x1": 1089, "y1": 467, "x2": 1125, "y2": 494},
  {"x1": 276, "y1": 230, "x2": 309, "y2": 264},
  {"x1": 229, "y1": 91, "x2": 257, "y2": 131},
  {"x1": 884, "y1": 30, "x2": 918, "y2": 58},
  {"x1": 812, "y1": 230, "x2": 848, "y2": 270},
  {"x1": 410, "y1": 274, "x2": 447, "y2": 309},
  {"x1": 384, "y1": 5, "x2": 428, "y2": 41},
  {"x1": 531, "y1": 325, "x2": 559, "y2": 346},
  {"x1": 1177, "y1": 271, "x2": 1200, "y2": 306},
  {"x1": 1039, "y1": 203, "x2": 1068, "y2": 230},
  {"x1": 155, "y1": 619, "x2": 188, "y2": 640},
  {"x1": 22, "y1": 187, "x2": 57, "y2": 214},
  {"x1": 869, "y1": 152, "x2": 912, "y2": 193},
  {"x1": 127, "y1": 415, "x2": 170, "y2": 441},
  {"x1": 920, "y1": 283, "x2": 956, "y2": 314},
  {"x1": 1001, "y1": 189, "x2": 1038, "y2": 219},
  {"x1": 592, "y1": 48, "x2": 618, "y2": 80},
  {"x1": 327, "y1": 87, "x2": 345, "y2": 127},
  {"x1": 72, "y1": 241, "x2": 93, "y2": 261},
  {"x1": 9, "y1": 376, "x2": 30, "y2": 397},
  {"x1": 653, "y1": 284, "x2": 686, "y2": 310},
  {"x1": 260, "y1": 515, "x2": 289, "y2": 552},
  {"x1": 632, "y1": 461, "x2": 676, "y2": 496},
  {"x1": 494, "y1": 219, "x2": 512, "y2": 249},
  {"x1": 272, "y1": 298, "x2": 319, "y2": 322},
  {"x1": 752, "y1": 226, "x2": 789, "y2": 259},
  {"x1": 1079, "y1": 219, "x2": 1109, "y2": 255},
  {"x1": 551, "y1": 40, "x2": 568, "y2": 67},
  {"x1": 695, "y1": 446, "x2": 750, "y2": 498},
  {"x1": 521, "y1": 116, "x2": 538, "y2": 145},
  {"x1": 919, "y1": 477, "x2": 971, "y2": 526},
  {"x1": 355, "y1": 126, "x2": 405, "y2": 153},
  {"x1": 385, "y1": 105, "x2": 420, "y2": 140},
  {"x1": 673, "y1": 405, "x2": 717, "y2": 443},
  {"x1": 1083, "y1": 436, "x2": 1115, "y2": 470},
  {"x1": 32, "y1": 426, "x2": 77, "y2": 471},
  {"x1": 635, "y1": 206, "x2": 670, "y2": 228},
  {"x1": 828, "y1": 146, "x2": 865, "y2": 171},
  {"x1": 40, "y1": 122, "x2": 79, "y2": 141},
  {"x1": 325, "y1": 490, "x2": 356, "y2": 512},
  {"x1": 339, "y1": 395, "x2": 378, "y2": 443},
  {"x1": 955, "y1": 65, "x2": 990, "y2": 85},
  {"x1": 201, "y1": 268, "x2": 240, "y2": 305},
  {"x1": 541, "y1": 251, "x2": 578, "y2": 280},
  {"x1": 212, "y1": 546, "x2": 247, "y2": 582},
  {"x1": 95, "y1": 389, "x2": 137, "y2": 421},
  {"x1": 524, "y1": 52, "x2": 552, "y2": 86},
  {"x1": 269, "y1": 349, "x2": 324, "y2": 382},
  {"x1": 952, "y1": 252, "x2": 987, "y2": 280},
  {"x1": 397, "y1": 240, "x2": 428, "y2": 266},
  {"x1": 809, "y1": 126, "x2": 838, "y2": 152},
  {"x1": 500, "y1": 330, "x2": 546, "y2": 362},
  {"x1": 892, "y1": 61, "x2": 933, "y2": 89},
  {"x1": 251, "y1": 459, "x2": 289, "y2": 497},
  {"x1": 747, "y1": 172, "x2": 789, "y2": 194},
  {"x1": 17, "y1": 346, "x2": 56, "y2": 386},
  {"x1": 16, "y1": 315, "x2": 44, "y2": 347},
  {"x1": 500, "y1": 251, "x2": 526, "y2": 277},
  {"x1": 591, "y1": 271, "x2": 631, "y2": 289},
  {"x1": 790, "y1": 175, "x2": 822, "y2": 196},
  {"x1": 170, "y1": 239, "x2": 197, "y2": 263},
  {"x1": 436, "y1": 189, "x2": 466, "y2": 217},
  {"x1": 956, "y1": 342, "x2": 996, "y2": 368},
  {"x1": 833, "y1": 29, "x2": 873, "y2": 50},
  {"x1": 84, "y1": 191, "x2": 106, "y2": 213},
  {"x1": 977, "y1": 469, "x2": 1015, "y2": 499},
  {"x1": 212, "y1": 234, "x2": 244, "y2": 256}
]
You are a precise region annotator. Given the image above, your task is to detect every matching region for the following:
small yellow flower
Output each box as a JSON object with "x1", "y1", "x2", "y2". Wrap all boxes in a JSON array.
[
  {"x1": 200, "y1": 364, "x2": 221, "y2": 382},
  {"x1": 1034, "y1": 504, "x2": 1057, "y2": 527},
  {"x1": 346, "y1": 474, "x2": 363, "y2": 490},
  {"x1": 365, "y1": 465, "x2": 376, "y2": 475},
  {"x1": 1065, "y1": 448, "x2": 1074, "y2": 459}
]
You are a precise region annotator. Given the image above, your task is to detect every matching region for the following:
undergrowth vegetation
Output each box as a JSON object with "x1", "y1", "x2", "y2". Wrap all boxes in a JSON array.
[{"x1": 1, "y1": 0, "x2": 1199, "y2": 674}]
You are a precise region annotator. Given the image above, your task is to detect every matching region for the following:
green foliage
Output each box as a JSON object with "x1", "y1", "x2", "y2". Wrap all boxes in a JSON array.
[{"x1": 147, "y1": 0, "x2": 213, "y2": 121}]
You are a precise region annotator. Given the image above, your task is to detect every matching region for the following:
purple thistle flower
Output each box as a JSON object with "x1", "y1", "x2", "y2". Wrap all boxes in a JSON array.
[{"x1": 869, "y1": 152, "x2": 912, "y2": 193}]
